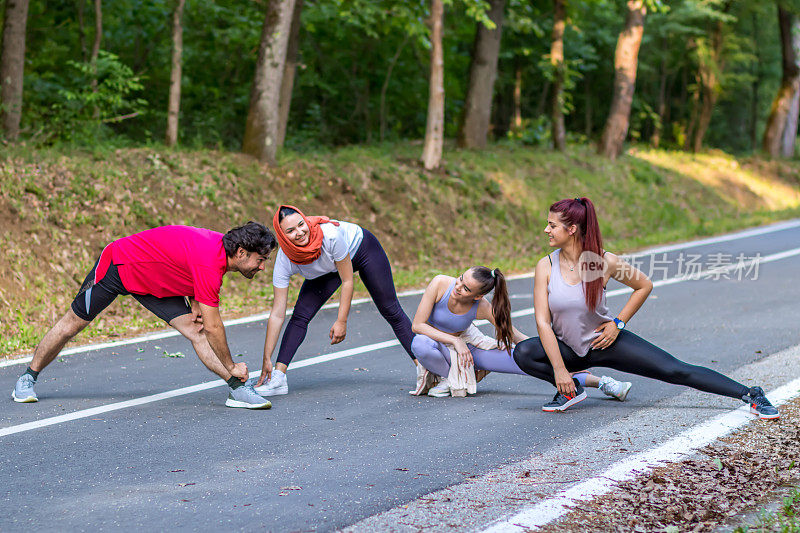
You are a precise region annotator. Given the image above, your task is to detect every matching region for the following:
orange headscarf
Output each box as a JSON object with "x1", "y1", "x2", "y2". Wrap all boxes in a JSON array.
[{"x1": 273, "y1": 205, "x2": 339, "y2": 265}]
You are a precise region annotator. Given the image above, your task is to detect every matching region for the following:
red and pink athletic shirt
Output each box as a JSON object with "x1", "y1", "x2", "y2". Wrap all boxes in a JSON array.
[{"x1": 95, "y1": 226, "x2": 228, "y2": 307}]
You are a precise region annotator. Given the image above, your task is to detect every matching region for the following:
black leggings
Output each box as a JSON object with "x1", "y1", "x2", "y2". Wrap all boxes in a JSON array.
[
  {"x1": 512, "y1": 330, "x2": 749, "y2": 400},
  {"x1": 276, "y1": 229, "x2": 416, "y2": 366}
]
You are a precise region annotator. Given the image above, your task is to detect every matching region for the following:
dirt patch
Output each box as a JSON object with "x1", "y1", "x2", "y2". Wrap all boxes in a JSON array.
[{"x1": 539, "y1": 399, "x2": 800, "y2": 533}]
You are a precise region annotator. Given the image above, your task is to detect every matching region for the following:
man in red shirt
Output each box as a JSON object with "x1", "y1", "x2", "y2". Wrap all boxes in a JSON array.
[{"x1": 12, "y1": 222, "x2": 277, "y2": 409}]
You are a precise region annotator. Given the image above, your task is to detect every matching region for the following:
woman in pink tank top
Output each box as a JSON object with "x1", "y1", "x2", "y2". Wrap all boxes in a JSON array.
[{"x1": 512, "y1": 197, "x2": 779, "y2": 419}]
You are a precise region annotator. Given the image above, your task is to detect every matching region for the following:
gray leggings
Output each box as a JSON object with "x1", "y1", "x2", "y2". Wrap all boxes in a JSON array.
[{"x1": 411, "y1": 334, "x2": 527, "y2": 377}]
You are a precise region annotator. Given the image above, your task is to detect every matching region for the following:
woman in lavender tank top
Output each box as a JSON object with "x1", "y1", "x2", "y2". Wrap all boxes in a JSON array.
[
  {"x1": 409, "y1": 266, "x2": 529, "y2": 397},
  {"x1": 512, "y1": 197, "x2": 779, "y2": 419}
]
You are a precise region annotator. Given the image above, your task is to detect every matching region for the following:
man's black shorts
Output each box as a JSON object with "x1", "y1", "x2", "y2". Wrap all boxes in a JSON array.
[{"x1": 71, "y1": 260, "x2": 191, "y2": 323}]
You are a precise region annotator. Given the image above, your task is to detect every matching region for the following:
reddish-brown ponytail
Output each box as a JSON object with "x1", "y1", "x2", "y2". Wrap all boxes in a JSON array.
[{"x1": 549, "y1": 197, "x2": 604, "y2": 311}]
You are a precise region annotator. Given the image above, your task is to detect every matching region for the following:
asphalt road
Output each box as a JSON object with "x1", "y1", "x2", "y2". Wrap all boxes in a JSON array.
[{"x1": 2, "y1": 220, "x2": 800, "y2": 532}]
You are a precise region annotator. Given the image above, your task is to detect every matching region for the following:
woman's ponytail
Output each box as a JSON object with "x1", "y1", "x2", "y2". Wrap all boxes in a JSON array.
[
  {"x1": 549, "y1": 197, "x2": 605, "y2": 311},
  {"x1": 490, "y1": 269, "x2": 514, "y2": 354},
  {"x1": 472, "y1": 266, "x2": 514, "y2": 355}
]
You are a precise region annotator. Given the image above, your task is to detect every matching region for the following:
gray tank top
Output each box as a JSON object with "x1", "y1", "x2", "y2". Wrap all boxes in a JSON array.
[
  {"x1": 428, "y1": 279, "x2": 479, "y2": 334},
  {"x1": 548, "y1": 250, "x2": 613, "y2": 356}
]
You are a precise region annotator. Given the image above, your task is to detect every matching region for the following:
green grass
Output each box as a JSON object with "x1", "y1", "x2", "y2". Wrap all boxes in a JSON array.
[
  {"x1": 734, "y1": 487, "x2": 800, "y2": 532},
  {"x1": 1, "y1": 140, "x2": 799, "y2": 359}
]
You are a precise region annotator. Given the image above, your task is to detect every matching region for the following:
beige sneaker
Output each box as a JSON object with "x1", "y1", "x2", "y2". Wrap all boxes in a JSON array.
[
  {"x1": 427, "y1": 378, "x2": 450, "y2": 398},
  {"x1": 409, "y1": 363, "x2": 435, "y2": 395}
]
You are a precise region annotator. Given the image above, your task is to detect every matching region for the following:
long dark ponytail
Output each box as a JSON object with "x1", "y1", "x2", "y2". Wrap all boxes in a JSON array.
[
  {"x1": 471, "y1": 266, "x2": 514, "y2": 355},
  {"x1": 549, "y1": 197, "x2": 604, "y2": 311}
]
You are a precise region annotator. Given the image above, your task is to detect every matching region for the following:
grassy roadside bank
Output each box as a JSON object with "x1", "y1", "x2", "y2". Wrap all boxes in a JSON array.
[{"x1": 1, "y1": 141, "x2": 799, "y2": 359}]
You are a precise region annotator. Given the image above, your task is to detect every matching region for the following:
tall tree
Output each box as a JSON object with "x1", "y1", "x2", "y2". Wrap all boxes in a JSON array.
[
  {"x1": 242, "y1": 0, "x2": 296, "y2": 164},
  {"x1": 277, "y1": 0, "x2": 303, "y2": 148},
  {"x1": 90, "y1": 0, "x2": 102, "y2": 91},
  {"x1": 165, "y1": 0, "x2": 186, "y2": 147},
  {"x1": 550, "y1": 0, "x2": 567, "y2": 151},
  {"x1": 687, "y1": 1, "x2": 731, "y2": 153},
  {"x1": 458, "y1": 0, "x2": 505, "y2": 149},
  {"x1": 763, "y1": 6, "x2": 800, "y2": 157},
  {"x1": 0, "y1": 0, "x2": 31, "y2": 141},
  {"x1": 77, "y1": 0, "x2": 88, "y2": 61},
  {"x1": 421, "y1": 0, "x2": 445, "y2": 170},
  {"x1": 598, "y1": 0, "x2": 647, "y2": 159},
  {"x1": 379, "y1": 34, "x2": 409, "y2": 142}
]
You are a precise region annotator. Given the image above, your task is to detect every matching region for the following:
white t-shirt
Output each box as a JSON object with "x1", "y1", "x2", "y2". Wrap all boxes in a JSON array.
[{"x1": 272, "y1": 221, "x2": 364, "y2": 288}]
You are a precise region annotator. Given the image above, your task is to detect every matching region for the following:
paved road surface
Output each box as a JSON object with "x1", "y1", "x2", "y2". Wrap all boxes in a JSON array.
[{"x1": 2, "y1": 220, "x2": 800, "y2": 531}]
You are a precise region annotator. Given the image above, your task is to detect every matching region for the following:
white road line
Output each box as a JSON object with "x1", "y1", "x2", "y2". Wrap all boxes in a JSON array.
[
  {"x1": 630, "y1": 218, "x2": 800, "y2": 256},
  {"x1": 0, "y1": 341, "x2": 401, "y2": 438},
  {"x1": 3, "y1": 244, "x2": 800, "y2": 438},
  {"x1": 2, "y1": 219, "x2": 797, "y2": 369},
  {"x1": 481, "y1": 376, "x2": 800, "y2": 532}
]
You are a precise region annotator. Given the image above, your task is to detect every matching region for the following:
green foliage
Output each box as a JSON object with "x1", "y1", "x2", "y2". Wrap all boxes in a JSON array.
[
  {"x1": 25, "y1": 50, "x2": 146, "y2": 144},
  {"x1": 6, "y1": 0, "x2": 794, "y2": 153}
]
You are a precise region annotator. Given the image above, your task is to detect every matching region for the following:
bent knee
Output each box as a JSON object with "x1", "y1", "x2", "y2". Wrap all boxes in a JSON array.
[
  {"x1": 61, "y1": 310, "x2": 91, "y2": 336},
  {"x1": 411, "y1": 334, "x2": 437, "y2": 358},
  {"x1": 513, "y1": 338, "x2": 545, "y2": 362}
]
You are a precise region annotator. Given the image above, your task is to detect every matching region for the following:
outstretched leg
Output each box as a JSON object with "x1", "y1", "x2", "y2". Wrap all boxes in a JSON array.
[
  {"x1": 29, "y1": 309, "x2": 90, "y2": 372},
  {"x1": 353, "y1": 230, "x2": 416, "y2": 361},
  {"x1": 514, "y1": 332, "x2": 748, "y2": 400}
]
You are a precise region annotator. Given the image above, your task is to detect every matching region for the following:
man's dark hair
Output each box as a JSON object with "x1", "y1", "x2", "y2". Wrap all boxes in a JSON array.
[{"x1": 222, "y1": 221, "x2": 277, "y2": 258}]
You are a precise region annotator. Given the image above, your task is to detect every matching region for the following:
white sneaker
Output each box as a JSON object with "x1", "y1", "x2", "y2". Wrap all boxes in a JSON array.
[
  {"x1": 427, "y1": 378, "x2": 450, "y2": 398},
  {"x1": 599, "y1": 376, "x2": 632, "y2": 401},
  {"x1": 254, "y1": 370, "x2": 289, "y2": 396},
  {"x1": 409, "y1": 363, "x2": 426, "y2": 395}
]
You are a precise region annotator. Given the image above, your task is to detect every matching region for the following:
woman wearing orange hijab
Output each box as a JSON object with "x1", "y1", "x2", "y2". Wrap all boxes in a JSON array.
[{"x1": 254, "y1": 206, "x2": 418, "y2": 395}]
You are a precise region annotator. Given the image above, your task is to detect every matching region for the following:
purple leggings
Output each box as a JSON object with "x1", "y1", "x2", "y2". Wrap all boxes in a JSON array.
[
  {"x1": 276, "y1": 229, "x2": 415, "y2": 366},
  {"x1": 411, "y1": 334, "x2": 527, "y2": 377}
]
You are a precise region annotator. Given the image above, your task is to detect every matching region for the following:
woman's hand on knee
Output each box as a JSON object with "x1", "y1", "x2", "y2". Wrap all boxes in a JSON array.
[{"x1": 453, "y1": 339, "x2": 473, "y2": 368}]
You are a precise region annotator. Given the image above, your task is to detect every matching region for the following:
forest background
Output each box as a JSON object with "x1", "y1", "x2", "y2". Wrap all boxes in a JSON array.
[{"x1": 2, "y1": 0, "x2": 800, "y2": 357}]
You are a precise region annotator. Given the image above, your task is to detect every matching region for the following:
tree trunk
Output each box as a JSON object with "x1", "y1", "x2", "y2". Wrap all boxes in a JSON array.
[
  {"x1": 380, "y1": 35, "x2": 408, "y2": 142},
  {"x1": 91, "y1": 0, "x2": 102, "y2": 91},
  {"x1": 750, "y1": 10, "x2": 760, "y2": 150},
  {"x1": 692, "y1": 83, "x2": 715, "y2": 153},
  {"x1": 652, "y1": 40, "x2": 667, "y2": 148},
  {"x1": 535, "y1": 79, "x2": 550, "y2": 117},
  {"x1": 0, "y1": 0, "x2": 30, "y2": 141},
  {"x1": 691, "y1": 2, "x2": 730, "y2": 153},
  {"x1": 457, "y1": 0, "x2": 505, "y2": 149},
  {"x1": 277, "y1": 0, "x2": 302, "y2": 148},
  {"x1": 421, "y1": 0, "x2": 445, "y2": 170},
  {"x1": 165, "y1": 0, "x2": 185, "y2": 147},
  {"x1": 550, "y1": 0, "x2": 567, "y2": 151},
  {"x1": 781, "y1": 87, "x2": 800, "y2": 157},
  {"x1": 597, "y1": 0, "x2": 646, "y2": 159},
  {"x1": 242, "y1": 0, "x2": 296, "y2": 165},
  {"x1": 584, "y1": 75, "x2": 592, "y2": 137},
  {"x1": 684, "y1": 73, "x2": 700, "y2": 150},
  {"x1": 513, "y1": 61, "x2": 524, "y2": 131},
  {"x1": 78, "y1": 0, "x2": 87, "y2": 61},
  {"x1": 763, "y1": 7, "x2": 800, "y2": 157}
]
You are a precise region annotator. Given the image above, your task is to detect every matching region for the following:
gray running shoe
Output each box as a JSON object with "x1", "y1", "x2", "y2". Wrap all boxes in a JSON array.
[
  {"x1": 12, "y1": 374, "x2": 38, "y2": 403},
  {"x1": 743, "y1": 386, "x2": 779, "y2": 420},
  {"x1": 599, "y1": 376, "x2": 632, "y2": 401},
  {"x1": 542, "y1": 380, "x2": 586, "y2": 412},
  {"x1": 225, "y1": 383, "x2": 272, "y2": 409}
]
